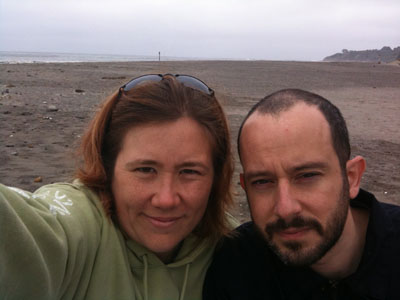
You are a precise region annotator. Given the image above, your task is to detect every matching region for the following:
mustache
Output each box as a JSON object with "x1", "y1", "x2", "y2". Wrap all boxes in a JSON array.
[{"x1": 265, "y1": 216, "x2": 323, "y2": 237}]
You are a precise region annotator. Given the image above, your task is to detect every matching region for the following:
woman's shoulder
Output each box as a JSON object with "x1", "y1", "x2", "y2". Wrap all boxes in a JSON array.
[
  {"x1": 1, "y1": 181, "x2": 107, "y2": 230},
  {"x1": 33, "y1": 180, "x2": 104, "y2": 215},
  {"x1": 0, "y1": 182, "x2": 127, "y2": 299}
]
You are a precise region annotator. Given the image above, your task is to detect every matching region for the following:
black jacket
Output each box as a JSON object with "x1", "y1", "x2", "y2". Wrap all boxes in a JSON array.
[{"x1": 203, "y1": 190, "x2": 400, "y2": 299}]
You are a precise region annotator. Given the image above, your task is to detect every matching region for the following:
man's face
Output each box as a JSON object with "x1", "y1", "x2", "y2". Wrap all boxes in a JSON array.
[{"x1": 239, "y1": 103, "x2": 350, "y2": 266}]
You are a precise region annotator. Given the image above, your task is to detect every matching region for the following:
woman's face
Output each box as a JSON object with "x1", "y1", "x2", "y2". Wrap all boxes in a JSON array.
[{"x1": 111, "y1": 117, "x2": 214, "y2": 263}]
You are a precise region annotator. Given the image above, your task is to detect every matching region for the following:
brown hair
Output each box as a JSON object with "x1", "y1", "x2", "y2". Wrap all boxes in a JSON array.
[
  {"x1": 238, "y1": 89, "x2": 350, "y2": 171},
  {"x1": 76, "y1": 75, "x2": 233, "y2": 239}
]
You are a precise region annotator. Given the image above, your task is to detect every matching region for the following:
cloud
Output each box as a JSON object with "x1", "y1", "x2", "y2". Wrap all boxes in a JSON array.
[{"x1": 1, "y1": 0, "x2": 399, "y2": 60}]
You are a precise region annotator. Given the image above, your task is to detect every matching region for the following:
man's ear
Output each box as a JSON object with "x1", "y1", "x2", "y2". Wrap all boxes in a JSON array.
[
  {"x1": 240, "y1": 173, "x2": 246, "y2": 190},
  {"x1": 346, "y1": 156, "x2": 366, "y2": 199}
]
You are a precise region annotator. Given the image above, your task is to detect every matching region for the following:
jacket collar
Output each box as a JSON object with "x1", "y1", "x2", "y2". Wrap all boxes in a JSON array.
[{"x1": 345, "y1": 189, "x2": 391, "y2": 299}]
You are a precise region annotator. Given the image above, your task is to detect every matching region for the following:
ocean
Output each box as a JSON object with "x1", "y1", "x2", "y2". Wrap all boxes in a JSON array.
[{"x1": 0, "y1": 51, "x2": 201, "y2": 64}]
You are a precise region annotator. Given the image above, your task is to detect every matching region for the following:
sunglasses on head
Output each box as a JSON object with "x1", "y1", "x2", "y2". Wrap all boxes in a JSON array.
[{"x1": 121, "y1": 74, "x2": 214, "y2": 96}]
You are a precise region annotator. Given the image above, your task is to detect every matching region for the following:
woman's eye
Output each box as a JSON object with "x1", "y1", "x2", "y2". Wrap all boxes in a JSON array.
[
  {"x1": 135, "y1": 167, "x2": 156, "y2": 174},
  {"x1": 180, "y1": 169, "x2": 201, "y2": 175}
]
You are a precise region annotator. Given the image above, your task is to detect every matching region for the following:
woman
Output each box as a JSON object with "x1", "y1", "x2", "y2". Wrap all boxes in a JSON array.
[{"x1": 0, "y1": 74, "x2": 236, "y2": 299}]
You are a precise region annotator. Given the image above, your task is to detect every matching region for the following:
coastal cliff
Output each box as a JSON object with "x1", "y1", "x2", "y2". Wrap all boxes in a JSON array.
[{"x1": 323, "y1": 46, "x2": 400, "y2": 63}]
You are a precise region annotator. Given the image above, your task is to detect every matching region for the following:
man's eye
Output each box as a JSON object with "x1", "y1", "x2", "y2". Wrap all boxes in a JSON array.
[
  {"x1": 301, "y1": 172, "x2": 320, "y2": 178},
  {"x1": 297, "y1": 172, "x2": 321, "y2": 182},
  {"x1": 251, "y1": 179, "x2": 271, "y2": 186}
]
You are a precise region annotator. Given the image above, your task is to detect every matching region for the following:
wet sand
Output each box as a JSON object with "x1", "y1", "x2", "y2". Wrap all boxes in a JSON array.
[{"x1": 1, "y1": 60, "x2": 399, "y2": 222}]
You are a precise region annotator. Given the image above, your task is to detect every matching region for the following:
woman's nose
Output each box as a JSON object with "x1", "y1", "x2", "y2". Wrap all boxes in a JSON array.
[{"x1": 151, "y1": 175, "x2": 180, "y2": 209}]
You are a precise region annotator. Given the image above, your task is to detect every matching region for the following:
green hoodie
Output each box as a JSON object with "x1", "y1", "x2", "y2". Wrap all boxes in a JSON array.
[{"x1": 0, "y1": 181, "x2": 227, "y2": 300}]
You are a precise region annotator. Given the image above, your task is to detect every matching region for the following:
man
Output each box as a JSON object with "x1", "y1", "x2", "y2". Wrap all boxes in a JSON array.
[{"x1": 203, "y1": 89, "x2": 400, "y2": 299}]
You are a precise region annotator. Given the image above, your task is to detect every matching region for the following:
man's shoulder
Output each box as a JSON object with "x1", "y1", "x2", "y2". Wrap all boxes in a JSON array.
[
  {"x1": 352, "y1": 195, "x2": 400, "y2": 299},
  {"x1": 377, "y1": 201, "x2": 400, "y2": 222},
  {"x1": 372, "y1": 198, "x2": 400, "y2": 256},
  {"x1": 367, "y1": 190, "x2": 400, "y2": 235},
  {"x1": 215, "y1": 222, "x2": 266, "y2": 256},
  {"x1": 211, "y1": 221, "x2": 278, "y2": 280},
  {"x1": 203, "y1": 222, "x2": 281, "y2": 299},
  {"x1": 354, "y1": 189, "x2": 400, "y2": 235}
]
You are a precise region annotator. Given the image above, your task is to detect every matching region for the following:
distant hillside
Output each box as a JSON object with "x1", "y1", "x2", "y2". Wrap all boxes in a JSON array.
[{"x1": 323, "y1": 46, "x2": 400, "y2": 63}]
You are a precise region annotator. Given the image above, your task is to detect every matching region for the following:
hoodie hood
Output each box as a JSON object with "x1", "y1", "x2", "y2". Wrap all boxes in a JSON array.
[{"x1": 124, "y1": 232, "x2": 215, "y2": 300}]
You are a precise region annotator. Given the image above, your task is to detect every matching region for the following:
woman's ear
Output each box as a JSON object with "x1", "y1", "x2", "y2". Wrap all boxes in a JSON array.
[
  {"x1": 346, "y1": 156, "x2": 366, "y2": 199},
  {"x1": 240, "y1": 173, "x2": 246, "y2": 190}
]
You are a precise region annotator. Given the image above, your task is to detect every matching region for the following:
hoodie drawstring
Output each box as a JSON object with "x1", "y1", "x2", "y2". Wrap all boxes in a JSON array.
[
  {"x1": 130, "y1": 254, "x2": 149, "y2": 300},
  {"x1": 179, "y1": 263, "x2": 191, "y2": 300},
  {"x1": 143, "y1": 255, "x2": 149, "y2": 300},
  {"x1": 132, "y1": 254, "x2": 190, "y2": 300}
]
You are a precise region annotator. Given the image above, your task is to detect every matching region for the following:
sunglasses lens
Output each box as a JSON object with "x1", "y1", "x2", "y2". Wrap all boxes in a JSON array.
[
  {"x1": 176, "y1": 75, "x2": 213, "y2": 95},
  {"x1": 123, "y1": 74, "x2": 162, "y2": 91},
  {"x1": 122, "y1": 74, "x2": 213, "y2": 95}
]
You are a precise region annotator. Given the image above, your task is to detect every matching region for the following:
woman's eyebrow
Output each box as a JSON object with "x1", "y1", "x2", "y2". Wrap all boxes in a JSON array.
[
  {"x1": 124, "y1": 159, "x2": 158, "y2": 169},
  {"x1": 177, "y1": 161, "x2": 211, "y2": 171}
]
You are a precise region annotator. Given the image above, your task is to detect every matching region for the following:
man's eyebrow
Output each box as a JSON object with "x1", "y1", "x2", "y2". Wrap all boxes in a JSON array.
[
  {"x1": 290, "y1": 162, "x2": 329, "y2": 172},
  {"x1": 244, "y1": 162, "x2": 329, "y2": 180},
  {"x1": 244, "y1": 171, "x2": 274, "y2": 181}
]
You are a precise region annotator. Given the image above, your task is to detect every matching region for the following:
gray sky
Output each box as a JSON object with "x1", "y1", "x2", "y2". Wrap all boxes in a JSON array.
[{"x1": 1, "y1": 0, "x2": 399, "y2": 61}]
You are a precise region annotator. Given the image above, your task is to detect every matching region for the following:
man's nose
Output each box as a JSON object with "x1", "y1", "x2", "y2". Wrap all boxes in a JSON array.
[
  {"x1": 151, "y1": 175, "x2": 180, "y2": 209},
  {"x1": 273, "y1": 180, "x2": 301, "y2": 219}
]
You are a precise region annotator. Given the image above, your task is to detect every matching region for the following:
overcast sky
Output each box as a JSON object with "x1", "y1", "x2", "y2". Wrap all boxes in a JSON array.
[{"x1": 0, "y1": 0, "x2": 399, "y2": 61}]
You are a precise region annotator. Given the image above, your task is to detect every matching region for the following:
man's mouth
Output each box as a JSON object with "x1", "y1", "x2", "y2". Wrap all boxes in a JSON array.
[{"x1": 276, "y1": 226, "x2": 311, "y2": 240}]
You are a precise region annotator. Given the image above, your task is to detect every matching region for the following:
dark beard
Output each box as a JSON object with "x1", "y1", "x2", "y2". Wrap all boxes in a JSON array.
[{"x1": 261, "y1": 178, "x2": 350, "y2": 267}]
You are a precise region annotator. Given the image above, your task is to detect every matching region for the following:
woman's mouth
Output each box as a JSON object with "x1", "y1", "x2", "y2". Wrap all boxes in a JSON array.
[{"x1": 146, "y1": 215, "x2": 182, "y2": 228}]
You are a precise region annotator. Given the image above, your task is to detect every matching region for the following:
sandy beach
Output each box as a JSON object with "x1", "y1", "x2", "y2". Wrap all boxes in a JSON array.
[{"x1": 1, "y1": 60, "x2": 399, "y2": 222}]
